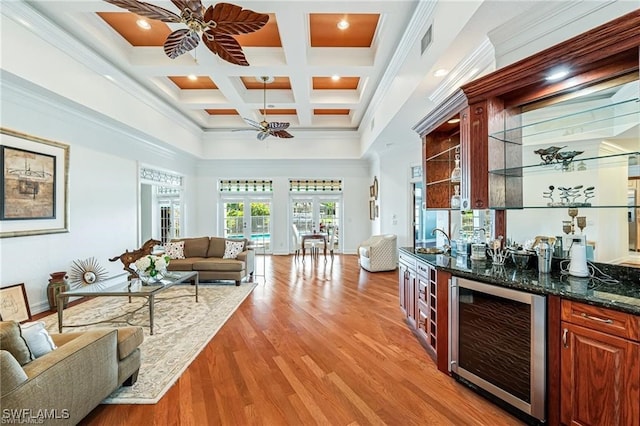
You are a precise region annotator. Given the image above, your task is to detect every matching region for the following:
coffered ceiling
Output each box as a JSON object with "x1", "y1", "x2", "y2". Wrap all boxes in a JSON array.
[
  {"x1": 27, "y1": 1, "x2": 417, "y2": 138},
  {"x1": 8, "y1": 1, "x2": 626, "y2": 158}
]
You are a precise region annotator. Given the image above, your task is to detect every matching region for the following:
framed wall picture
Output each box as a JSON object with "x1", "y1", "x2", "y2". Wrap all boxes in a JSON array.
[
  {"x1": 1, "y1": 128, "x2": 69, "y2": 238},
  {"x1": 0, "y1": 283, "x2": 31, "y2": 322},
  {"x1": 369, "y1": 200, "x2": 375, "y2": 220},
  {"x1": 372, "y1": 176, "x2": 379, "y2": 200}
]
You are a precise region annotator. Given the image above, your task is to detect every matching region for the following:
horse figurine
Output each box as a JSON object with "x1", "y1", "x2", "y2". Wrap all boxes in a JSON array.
[{"x1": 109, "y1": 239, "x2": 161, "y2": 279}]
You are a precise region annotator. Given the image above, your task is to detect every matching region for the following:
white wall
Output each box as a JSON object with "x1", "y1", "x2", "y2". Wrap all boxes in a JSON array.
[
  {"x1": 376, "y1": 142, "x2": 422, "y2": 249},
  {"x1": 0, "y1": 74, "x2": 197, "y2": 314},
  {"x1": 194, "y1": 159, "x2": 372, "y2": 254}
]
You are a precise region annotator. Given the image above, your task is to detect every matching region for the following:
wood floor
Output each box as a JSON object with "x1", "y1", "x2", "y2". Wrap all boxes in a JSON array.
[{"x1": 81, "y1": 255, "x2": 523, "y2": 425}]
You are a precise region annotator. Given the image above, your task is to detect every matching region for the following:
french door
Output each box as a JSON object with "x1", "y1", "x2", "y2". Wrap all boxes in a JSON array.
[
  {"x1": 290, "y1": 195, "x2": 341, "y2": 252},
  {"x1": 221, "y1": 197, "x2": 272, "y2": 252}
]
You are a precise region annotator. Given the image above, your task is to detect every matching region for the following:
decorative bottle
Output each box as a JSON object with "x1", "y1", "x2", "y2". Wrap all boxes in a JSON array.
[
  {"x1": 451, "y1": 185, "x2": 461, "y2": 209},
  {"x1": 450, "y1": 154, "x2": 462, "y2": 182}
]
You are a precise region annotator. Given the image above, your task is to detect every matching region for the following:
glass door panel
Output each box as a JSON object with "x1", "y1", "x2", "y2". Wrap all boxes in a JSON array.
[
  {"x1": 319, "y1": 199, "x2": 340, "y2": 252},
  {"x1": 249, "y1": 200, "x2": 271, "y2": 251},
  {"x1": 292, "y1": 199, "x2": 314, "y2": 233},
  {"x1": 222, "y1": 197, "x2": 272, "y2": 252},
  {"x1": 223, "y1": 201, "x2": 244, "y2": 239},
  {"x1": 290, "y1": 196, "x2": 341, "y2": 253}
]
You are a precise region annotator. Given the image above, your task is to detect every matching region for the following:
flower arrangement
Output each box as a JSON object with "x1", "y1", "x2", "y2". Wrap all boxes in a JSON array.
[{"x1": 135, "y1": 255, "x2": 170, "y2": 279}]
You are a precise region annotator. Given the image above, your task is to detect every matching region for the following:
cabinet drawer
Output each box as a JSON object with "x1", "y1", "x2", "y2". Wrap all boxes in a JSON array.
[
  {"x1": 416, "y1": 260, "x2": 430, "y2": 277},
  {"x1": 562, "y1": 300, "x2": 640, "y2": 341},
  {"x1": 399, "y1": 253, "x2": 416, "y2": 269}
]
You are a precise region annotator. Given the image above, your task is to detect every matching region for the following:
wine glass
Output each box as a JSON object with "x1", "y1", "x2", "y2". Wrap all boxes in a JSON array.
[
  {"x1": 577, "y1": 216, "x2": 586, "y2": 233},
  {"x1": 562, "y1": 220, "x2": 572, "y2": 235}
]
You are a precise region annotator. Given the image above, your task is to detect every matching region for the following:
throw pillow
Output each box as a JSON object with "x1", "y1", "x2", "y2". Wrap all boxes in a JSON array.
[
  {"x1": 164, "y1": 241, "x2": 185, "y2": 259},
  {"x1": 0, "y1": 321, "x2": 34, "y2": 365},
  {"x1": 20, "y1": 321, "x2": 57, "y2": 358},
  {"x1": 223, "y1": 240, "x2": 245, "y2": 259}
]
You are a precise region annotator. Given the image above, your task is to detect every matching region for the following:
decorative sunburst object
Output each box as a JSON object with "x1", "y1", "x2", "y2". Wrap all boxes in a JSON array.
[
  {"x1": 104, "y1": 0, "x2": 269, "y2": 65},
  {"x1": 69, "y1": 257, "x2": 108, "y2": 287}
]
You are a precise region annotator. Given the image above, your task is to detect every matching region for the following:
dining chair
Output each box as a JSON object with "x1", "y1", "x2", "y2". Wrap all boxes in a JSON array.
[
  {"x1": 328, "y1": 229, "x2": 337, "y2": 260},
  {"x1": 290, "y1": 224, "x2": 302, "y2": 259}
]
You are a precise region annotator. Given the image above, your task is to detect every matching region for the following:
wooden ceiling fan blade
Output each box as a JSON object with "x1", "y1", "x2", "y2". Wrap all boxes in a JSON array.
[
  {"x1": 171, "y1": 0, "x2": 203, "y2": 16},
  {"x1": 242, "y1": 117, "x2": 264, "y2": 130},
  {"x1": 272, "y1": 130, "x2": 294, "y2": 138},
  {"x1": 104, "y1": 0, "x2": 181, "y2": 23},
  {"x1": 202, "y1": 32, "x2": 249, "y2": 66},
  {"x1": 164, "y1": 29, "x2": 200, "y2": 59},
  {"x1": 204, "y1": 3, "x2": 269, "y2": 35},
  {"x1": 268, "y1": 122, "x2": 290, "y2": 131}
]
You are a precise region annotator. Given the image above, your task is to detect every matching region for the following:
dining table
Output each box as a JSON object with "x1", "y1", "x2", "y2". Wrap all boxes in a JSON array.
[{"x1": 301, "y1": 233, "x2": 328, "y2": 257}]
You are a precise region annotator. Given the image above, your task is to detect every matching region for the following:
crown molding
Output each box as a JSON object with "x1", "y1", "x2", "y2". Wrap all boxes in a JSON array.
[
  {"x1": 360, "y1": 0, "x2": 437, "y2": 133},
  {"x1": 487, "y1": 1, "x2": 624, "y2": 67},
  {"x1": 428, "y1": 38, "x2": 495, "y2": 106},
  {"x1": 1, "y1": 70, "x2": 198, "y2": 165},
  {"x1": 2, "y1": 1, "x2": 202, "y2": 136},
  {"x1": 195, "y1": 158, "x2": 369, "y2": 175}
]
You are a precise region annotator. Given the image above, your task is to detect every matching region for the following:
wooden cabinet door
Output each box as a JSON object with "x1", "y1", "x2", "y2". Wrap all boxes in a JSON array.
[
  {"x1": 561, "y1": 322, "x2": 640, "y2": 426},
  {"x1": 407, "y1": 268, "x2": 417, "y2": 327},
  {"x1": 398, "y1": 262, "x2": 407, "y2": 314}
]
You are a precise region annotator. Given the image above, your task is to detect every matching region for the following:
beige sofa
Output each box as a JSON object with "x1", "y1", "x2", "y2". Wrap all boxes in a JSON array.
[
  {"x1": 1, "y1": 322, "x2": 143, "y2": 425},
  {"x1": 167, "y1": 236, "x2": 254, "y2": 286}
]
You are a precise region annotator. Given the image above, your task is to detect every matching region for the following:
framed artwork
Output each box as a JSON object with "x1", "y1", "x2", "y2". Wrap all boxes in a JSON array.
[
  {"x1": 0, "y1": 283, "x2": 31, "y2": 322},
  {"x1": 1, "y1": 128, "x2": 69, "y2": 238},
  {"x1": 369, "y1": 200, "x2": 375, "y2": 220},
  {"x1": 372, "y1": 176, "x2": 379, "y2": 200},
  {"x1": 369, "y1": 185, "x2": 374, "y2": 198}
]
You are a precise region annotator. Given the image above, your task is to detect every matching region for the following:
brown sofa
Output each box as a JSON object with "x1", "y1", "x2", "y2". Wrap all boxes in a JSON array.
[
  {"x1": 167, "y1": 236, "x2": 254, "y2": 286},
  {"x1": 1, "y1": 322, "x2": 143, "y2": 425}
]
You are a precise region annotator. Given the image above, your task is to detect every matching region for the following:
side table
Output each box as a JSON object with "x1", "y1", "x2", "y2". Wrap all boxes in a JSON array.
[{"x1": 247, "y1": 242, "x2": 266, "y2": 283}]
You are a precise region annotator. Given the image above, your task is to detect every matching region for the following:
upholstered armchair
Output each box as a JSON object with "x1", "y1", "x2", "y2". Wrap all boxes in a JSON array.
[{"x1": 358, "y1": 234, "x2": 397, "y2": 272}]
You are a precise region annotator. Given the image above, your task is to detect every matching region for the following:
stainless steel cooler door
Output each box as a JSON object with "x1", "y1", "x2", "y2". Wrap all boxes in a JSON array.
[{"x1": 450, "y1": 277, "x2": 546, "y2": 421}]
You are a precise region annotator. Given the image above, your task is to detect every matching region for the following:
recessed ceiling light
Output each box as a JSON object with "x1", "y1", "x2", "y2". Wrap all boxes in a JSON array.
[
  {"x1": 331, "y1": 75, "x2": 340, "y2": 81},
  {"x1": 447, "y1": 118, "x2": 460, "y2": 124},
  {"x1": 187, "y1": 74, "x2": 198, "y2": 81},
  {"x1": 545, "y1": 68, "x2": 569, "y2": 81},
  {"x1": 136, "y1": 19, "x2": 151, "y2": 30},
  {"x1": 337, "y1": 19, "x2": 349, "y2": 30},
  {"x1": 433, "y1": 69, "x2": 449, "y2": 77}
]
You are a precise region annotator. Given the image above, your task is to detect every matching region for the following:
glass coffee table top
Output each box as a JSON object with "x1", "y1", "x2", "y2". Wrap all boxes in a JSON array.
[
  {"x1": 62, "y1": 271, "x2": 197, "y2": 296},
  {"x1": 58, "y1": 271, "x2": 198, "y2": 335}
]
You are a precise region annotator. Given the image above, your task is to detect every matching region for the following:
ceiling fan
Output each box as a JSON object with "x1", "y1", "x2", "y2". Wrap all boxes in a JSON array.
[
  {"x1": 237, "y1": 76, "x2": 294, "y2": 140},
  {"x1": 104, "y1": 0, "x2": 268, "y2": 65}
]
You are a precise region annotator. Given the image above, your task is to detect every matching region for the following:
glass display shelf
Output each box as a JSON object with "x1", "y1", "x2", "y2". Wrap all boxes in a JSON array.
[
  {"x1": 489, "y1": 98, "x2": 639, "y2": 145},
  {"x1": 425, "y1": 144, "x2": 460, "y2": 162},
  {"x1": 489, "y1": 203, "x2": 640, "y2": 210},
  {"x1": 426, "y1": 177, "x2": 453, "y2": 186},
  {"x1": 489, "y1": 151, "x2": 638, "y2": 176}
]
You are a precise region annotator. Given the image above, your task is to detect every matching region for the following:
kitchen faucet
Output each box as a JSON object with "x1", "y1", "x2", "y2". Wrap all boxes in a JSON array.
[{"x1": 431, "y1": 228, "x2": 451, "y2": 253}]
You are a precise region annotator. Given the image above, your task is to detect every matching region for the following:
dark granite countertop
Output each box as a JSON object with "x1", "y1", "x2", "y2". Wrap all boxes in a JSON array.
[{"x1": 400, "y1": 247, "x2": 640, "y2": 316}]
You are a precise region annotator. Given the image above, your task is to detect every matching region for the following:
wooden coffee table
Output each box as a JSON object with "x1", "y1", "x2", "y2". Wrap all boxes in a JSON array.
[{"x1": 57, "y1": 271, "x2": 198, "y2": 335}]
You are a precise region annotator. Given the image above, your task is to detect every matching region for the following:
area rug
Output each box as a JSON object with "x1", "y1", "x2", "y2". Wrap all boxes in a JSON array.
[{"x1": 39, "y1": 282, "x2": 257, "y2": 404}]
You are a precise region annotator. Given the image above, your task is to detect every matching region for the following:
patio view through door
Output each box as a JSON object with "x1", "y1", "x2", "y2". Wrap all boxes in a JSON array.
[
  {"x1": 222, "y1": 197, "x2": 272, "y2": 252},
  {"x1": 291, "y1": 196, "x2": 341, "y2": 253}
]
